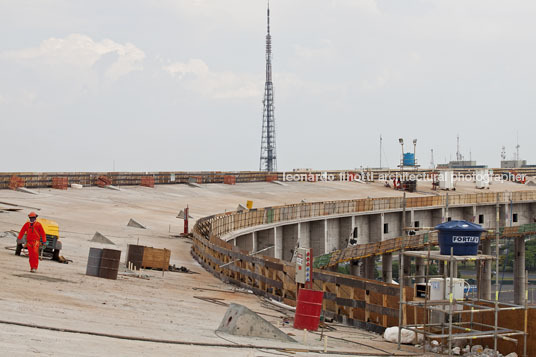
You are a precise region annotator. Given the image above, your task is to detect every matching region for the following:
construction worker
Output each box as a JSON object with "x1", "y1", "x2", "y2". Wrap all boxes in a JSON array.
[{"x1": 17, "y1": 212, "x2": 46, "y2": 272}]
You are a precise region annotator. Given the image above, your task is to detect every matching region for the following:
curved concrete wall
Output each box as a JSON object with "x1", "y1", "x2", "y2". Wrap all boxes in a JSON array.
[{"x1": 222, "y1": 193, "x2": 536, "y2": 263}]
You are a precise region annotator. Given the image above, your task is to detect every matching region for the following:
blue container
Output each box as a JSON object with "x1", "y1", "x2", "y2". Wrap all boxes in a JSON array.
[
  {"x1": 403, "y1": 152, "x2": 415, "y2": 166},
  {"x1": 435, "y1": 220, "x2": 485, "y2": 255}
]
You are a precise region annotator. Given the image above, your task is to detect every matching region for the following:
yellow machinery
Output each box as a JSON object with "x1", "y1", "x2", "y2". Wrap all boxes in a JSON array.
[{"x1": 15, "y1": 218, "x2": 62, "y2": 260}]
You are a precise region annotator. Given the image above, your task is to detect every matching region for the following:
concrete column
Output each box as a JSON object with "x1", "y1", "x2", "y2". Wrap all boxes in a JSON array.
[
  {"x1": 257, "y1": 229, "x2": 275, "y2": 257},
  {"x1": 364, "y1": 257, "x2": 375, "y2": 279},
  {"x1": 382, "y1": 253, "x2": 393, "y2": 283},
  {"x1": 514, "y1": 236, "x2": 526, "y2": 305},
  {"x1": 410, "y1": 210, "x2": 415, "y2": 230},
  {"x1": 403, "y1": 255, "x2": 412, "y2": 286},
  {"x1": 339, "y1": 216, "x2": 354, "y2": 248},
  {"x1": 472, "y1": 205, "x2": 477, "y2": 223},
  {"x1": 350, "y1": 260, "x2": 361, "y2": 277},
  {"x1": 380, "y1": 213, "x2": 385, "y2": 241},
  {"x1": 323, "y1": 219, "x2": 329, "y2": 254},
  {"x1": 505, "y1": 200, "x2": 511, "y2": 227},
  {"x1": 326, "y1": 218, "x2": 340, "y2": 253},
  {"x1": 359, "y1": 260, "x2": 366, "y2": 277},
  {"x1": 274, "y1": 227, "x2": 283, "y2": 259},
  {"x1": 298, "y1": 222, "x2": 311, "y2": 248},
  {"x1": 415, "y1": 257, "x2": 425, "y2": 284},
  {"x1": 252, "y1": 232, "x2": 258, "y2": 253},
  {"x1": 478, "y1": 239, "x2": 492, "y2": 300},
  {"x1": 283, "y1": 224, "x2": 299, "y2": 261},
  {"x1": 310, "y1": 220, "x2": 326, "y2": 256}
]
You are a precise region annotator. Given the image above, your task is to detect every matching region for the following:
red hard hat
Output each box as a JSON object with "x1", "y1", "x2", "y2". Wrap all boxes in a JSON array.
[{"x1": 28, "y1": 212, "x2": 38, "y2": 218}]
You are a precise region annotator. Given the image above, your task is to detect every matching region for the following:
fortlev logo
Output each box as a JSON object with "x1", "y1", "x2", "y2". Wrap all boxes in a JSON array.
[{"x1": 452, "y1": 236, "x2": 479, "y2": 244}]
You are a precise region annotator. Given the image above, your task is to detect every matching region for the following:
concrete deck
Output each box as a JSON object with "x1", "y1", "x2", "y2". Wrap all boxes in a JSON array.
[{"x1": 0, "y1": 180, "x2": 531, "y2": 356}]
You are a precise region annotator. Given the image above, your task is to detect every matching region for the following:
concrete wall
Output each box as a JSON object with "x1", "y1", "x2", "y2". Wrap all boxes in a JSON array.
[
  {"x1": 228, "y1": 201, "x2": 535, "y2": 263},
  {"x1": 282, "y1": 224, "x2": 299, "y2": 261},
  {"x1": 369, "y1": 214, "x2": 382, "y2": 243},
  {"x1": 462, "y1": 206, "x2": 475, "y2": 222},
  {"x1": 275, "y1": 226, "x2": 283, "y2": 259},
  {"x1": 298, "y1": 222, "x2": 311, "y2": 248},
  {"x1": 257, "y1": 228, "x2": 275, "y2": 257},
  {"x1": 447, "y1": 207, "x2": 464, "y2": 221},
  {"x1": 511, "y1": 203, "x2": 533, "y2": 225},
  {"x1": 383, "y1": 212, "x2": 402, "y2": 240},
  {"x1": 339, "y1": 217, "x2": 353, "y2": 248},
  {"x1": 475, "y1": 205, "x2": 498, "y2": 229},
  {"x1": 354, "y1": 215, "x2": 370, "y2": 244},
  {"x1": 326, "y1": 218, "x2": 340, "y2": 253},
  {"x1": 236, "y1": 232, "x2": 253, "y2": 252},
  {"x1": 310, "y1": 220, "x2": 326, "y2": 255},
  {"x1": 431, "y1": 208, "x2": 443, "y2": 226},
  {"x1": 413, "y1": 209, "x2": 433, "y2": 229}
]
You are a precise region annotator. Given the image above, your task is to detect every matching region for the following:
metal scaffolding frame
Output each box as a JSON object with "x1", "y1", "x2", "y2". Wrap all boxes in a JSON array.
[{"x1": 398, "y1": 248, "x2": 528, "y2": 357}]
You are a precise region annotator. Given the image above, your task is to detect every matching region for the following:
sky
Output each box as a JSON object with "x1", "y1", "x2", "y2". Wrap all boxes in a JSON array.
[{"x1": 0, "y1": 0, "x2": 535, "y2": 172}]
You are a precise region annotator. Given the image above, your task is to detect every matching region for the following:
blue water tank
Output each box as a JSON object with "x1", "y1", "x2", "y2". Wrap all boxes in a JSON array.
[
  {"x1": 403, "y1": 152, "x2": 415, "y2": 166},
  {"x1": 435, "y1": 220, "x2": 485, "y2": 255}
]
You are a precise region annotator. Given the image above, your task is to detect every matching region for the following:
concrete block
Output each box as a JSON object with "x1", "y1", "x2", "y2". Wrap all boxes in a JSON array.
[
  {"x1": 271, "y1": 180, "x2": 287, "y2": 186},
  {"x1": 71, "y1": 184, "x2": 83, "y2": 189},
  {"x1": 187, "y1": 182, "x2": 202, "y2": 188},
  {"x1": 237, "y1": 203, "x2": 248, "y2": 211},
  {"x1": 90, "y1": 232, "x2": 115, "y2": 245},
  {"x1": 216, "y1": 303, "x2": 295, "y2": 342},
  {"x1": 127, "y1": 218, "x2": 146, "y2": 229}
]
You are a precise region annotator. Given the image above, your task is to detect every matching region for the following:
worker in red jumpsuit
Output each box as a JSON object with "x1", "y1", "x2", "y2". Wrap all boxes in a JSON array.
[{"x1": 17, "y1": 212, "x2": 46, "y2": 272}]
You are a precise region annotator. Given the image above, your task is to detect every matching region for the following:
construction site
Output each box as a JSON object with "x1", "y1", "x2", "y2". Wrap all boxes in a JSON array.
[
  {"x1": 0, "y1": 170, "x2": 535, "y2": 357},
  {"x1": 2, "y1": 1, "x2": 536, "y2": 356}
]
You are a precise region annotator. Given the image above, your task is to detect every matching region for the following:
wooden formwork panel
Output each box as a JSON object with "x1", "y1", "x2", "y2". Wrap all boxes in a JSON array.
[
  {"x1": 299, "y1": 204, "x2": 312, "y2": 218},
  {"x1": 142, "y1": 247, "x2": 170, "y2": 271}
]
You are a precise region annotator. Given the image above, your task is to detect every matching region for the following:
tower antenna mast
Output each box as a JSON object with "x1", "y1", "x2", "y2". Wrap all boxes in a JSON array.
[{"x1": 259, "y1": 1, "x2": 277, "y2": 171}]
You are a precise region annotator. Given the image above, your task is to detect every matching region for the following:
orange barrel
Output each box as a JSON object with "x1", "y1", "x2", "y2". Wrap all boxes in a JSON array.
[{"x1": 293, "y1": 288, "x2": 323, "y2": 331}]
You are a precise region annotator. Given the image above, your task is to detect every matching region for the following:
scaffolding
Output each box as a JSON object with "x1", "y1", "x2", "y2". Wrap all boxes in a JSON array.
[{"x1": 398, "y1": 248, "x2": 528, "y2": 356}]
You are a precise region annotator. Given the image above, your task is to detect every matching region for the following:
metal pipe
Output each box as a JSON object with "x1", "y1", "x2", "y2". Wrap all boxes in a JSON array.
[
  {"x1": 448, "y1": 247, "x2": 454, "y2": 357},
  {"x1": 219, "y1": 245, "x2": 274, "y2": 268},
  {"x1": 397, "y1": 192, "x2": 406, "y2": 351},
  {"x1": 494, "y1": 193, "x2": 500, "y2": 352}
]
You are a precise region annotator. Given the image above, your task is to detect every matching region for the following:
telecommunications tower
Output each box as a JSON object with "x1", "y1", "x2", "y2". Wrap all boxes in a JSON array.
[{"x1": 259, "y1": 2, "x2": 277, "y2": 172}]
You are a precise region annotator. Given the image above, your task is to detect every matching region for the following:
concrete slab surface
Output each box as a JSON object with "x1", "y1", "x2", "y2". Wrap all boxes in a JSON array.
[{"x1": 1, "y1": 180, "x2": 525, "y2": 356}]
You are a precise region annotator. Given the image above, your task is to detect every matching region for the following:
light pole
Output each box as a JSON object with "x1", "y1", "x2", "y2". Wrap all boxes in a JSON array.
[{"x1": 399, "y1": 138, "x2": 404, "y2": 185}]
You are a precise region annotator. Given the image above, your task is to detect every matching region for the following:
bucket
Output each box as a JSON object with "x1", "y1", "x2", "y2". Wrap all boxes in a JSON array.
[
  {"x1": 99, "y1": 248, "x2": 121, "y2": 280},
  {"x1": 435, "y1": 220, "x2": 485, "y2": 255},
  {"x1": 294, "y1": 289, "x2": 323, "y2": 331}
]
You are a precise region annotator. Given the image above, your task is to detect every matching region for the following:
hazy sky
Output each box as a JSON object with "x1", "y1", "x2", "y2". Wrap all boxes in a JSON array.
[{"x1": 1, "y1": 0, "x2": 535, "y2": 172}]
